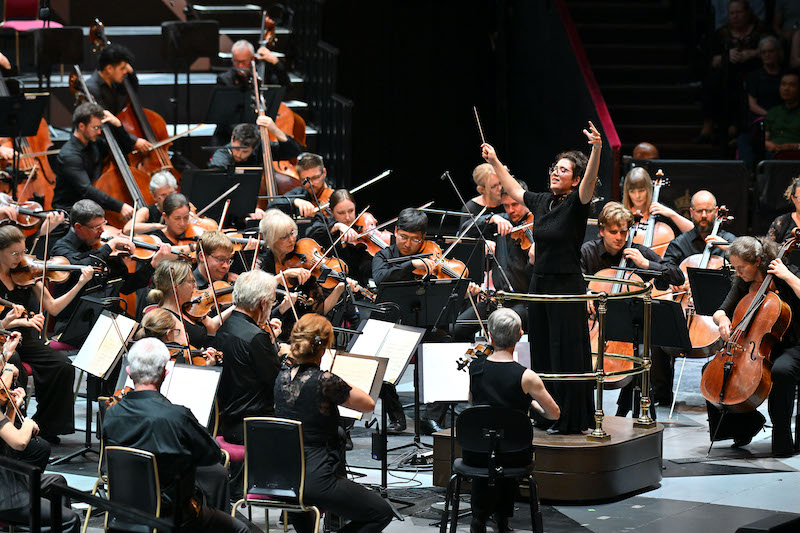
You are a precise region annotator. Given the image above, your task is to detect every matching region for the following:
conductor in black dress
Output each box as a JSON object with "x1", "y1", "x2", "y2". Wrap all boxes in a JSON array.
[{"x1": 482, "y1": 121, "x2": 602, "y2": 434}]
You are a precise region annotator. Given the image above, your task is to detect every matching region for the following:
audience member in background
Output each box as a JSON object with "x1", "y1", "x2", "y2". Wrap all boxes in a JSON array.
[
  {"x1": 712, "y1": 0, "x2": 766, "y2": 30},
  {"x1": 773, "y1": 0, "x2": 800, "y2": 43},
  {"x1": 764, "y1": 70, "x2": 800, "y2": 158},
  {"x1": 632, "y1": 142, "x2": 660, "y2": 160},
  {"x1": 698, "y1": 0, "x2": 767, "y2": 144}
]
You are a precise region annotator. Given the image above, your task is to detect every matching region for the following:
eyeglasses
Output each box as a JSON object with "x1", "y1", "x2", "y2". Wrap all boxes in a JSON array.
[
  {"x1": 210, "y1": 255, "x2": 234, "y2": 265},
  {"x1": 278, "y1": 229, "x2": 298, "y2": 241},
  {"x1": 304, "y1": 173, "x2": 325, "y2": 182},
  {"x1": 85, "y1": 220, "x2": 107, "y2": 231},
  {"x1": 549, "y1": 165, "x2": 573, "y2": 176},
  {"x1": 395, "y1": 232, "x2": 423, "y2": 244},
  {"x1": 9, "y1": 248, "x2": 28, "y2": 257},
  {"x1": 691, "y1": 208, "x2": 716, "y2": 215},
  {"x1": 90, "y1": 125, "x2": 102, "y2": 131},
  {"x1": 183, "y1": 278, "x2": 197, "y2": 286}
]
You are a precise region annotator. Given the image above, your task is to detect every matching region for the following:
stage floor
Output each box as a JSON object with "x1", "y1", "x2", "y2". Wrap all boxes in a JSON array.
[{"x1": 41, "y1": 357, "x2": 799, "y2": 533}]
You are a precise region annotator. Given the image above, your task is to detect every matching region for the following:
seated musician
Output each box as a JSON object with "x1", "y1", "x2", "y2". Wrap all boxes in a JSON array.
[
  {"x1": 457, "y1": 162, "x2": 507, "y2": 238},
  {"x1": 622, "y1": 167, "x2": 693, "y2": 234},
  {"x1": 258, "y1": 208, "x2": 354, "y2": 326},
  {"x1": 122, "y1": 171, "x2": 177, "y2": 235},
  {"x1": 209, "y1": 118, "x2": 302, "y2": 170},
  {"x1": 0, "y1": 343, "x2": 80, "y2": 532},
  {"x1": 709, "y1": 237, "x2": 800, "y2": 457},
  {"x1": 306, "y1": 189, "x2": 383, "y2": 286},
  {"x1": 85, "y1": 43, "x2": 152, "y2": 154},
  {"x1": 147, "y1": 259, "x2": 225, "y2": 346},
  {"x1": 580, "y1": 202, "x2": 684, "y2": 415},
  {"x1": 50, "y1": 199, "x2": 172, "y2": 335},
  {"x1": 264, "y1": 152, "x2": 331, "y2": 218},
  {"x1": 0, "y1": 225, "x2": 95, "y2": 443},
  {"x1": 147, "y1": 192, "x2": 195, "y2": 256},
  {"x1": 213, "y1": 270, "x2": 282, "y2": 444},
  {"x1": 194, "y1": 230, "x2": 235, "y2": 289},
  {"x1": 468, "y1": 308, "x2": 560, "y2": 533},
  {"x1": 135, "y1": 308, "x2": 220, "y2": 366},
  {"x1": 102, "y1": 338, "x2": 249, "y2": 532},
  {"x1": 53, "y1": 102, "x2": 136, "y2": 220},
  {"x1": 275, "y1": 314, "x2": 394, "y2": 533},
  {"x1": 455, "y1": 179, "x2": 534, "y2": 341}
]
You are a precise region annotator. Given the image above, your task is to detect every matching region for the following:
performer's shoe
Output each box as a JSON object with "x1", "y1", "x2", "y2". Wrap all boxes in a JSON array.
[
  {"x1": 493, "y1": 514, "x2": 514, "y2": 532},
  {"x1": 470, "y1": 517, "x2": 487, "y2": 533},
  {"x1": 419, "y1": 418, "x2": 444, "y2": 436},
  {"x1": 772, "y1": 428, "x2": 795, "y2": 458},
  {"x1": 387, "y1": 419, "x2": 406, "y2": 433},
  {"x1": 344, "y1": 430, "x2": 354, "y2": 451}
]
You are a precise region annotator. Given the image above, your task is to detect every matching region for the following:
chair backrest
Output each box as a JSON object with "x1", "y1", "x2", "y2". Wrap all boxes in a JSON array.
[
  {"x1": 456, "y1": 405, "x2": 533, "y2": 468},
  {"x1": 3, "y1": 0, "x2": 39, "y2": 20},
  {"x1": 105, "y1": 446, "x2": 161, "y2": 530},
  {"x1": 242, "y1": 417, "x2": 306, "y2": 505}
]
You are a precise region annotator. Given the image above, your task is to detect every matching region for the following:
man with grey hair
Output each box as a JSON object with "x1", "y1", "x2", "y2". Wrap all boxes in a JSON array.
[
  {"x1": 213, "y1": 270, "x2": 282, "y2": 445},
  {"x1": 468, "y1": 308, "x2": 559, "y2": 533},
  {"x1": 102, "y1": 338, "x2": 249, "y2": 533}
]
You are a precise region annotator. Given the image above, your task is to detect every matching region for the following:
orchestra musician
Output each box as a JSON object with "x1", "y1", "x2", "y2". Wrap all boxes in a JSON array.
[
  {"x1": 622, "y1": 167, "x2": 693, "y2": 234},
  {"x1": 468, "y1": 308, "x2": 560, "y2": 533},
  {"x1": 0, "y1": 225, "x2": 95, "y2": 442},
  {"x1": 454, "y1": 179, "x2": 534, "y2": 342},
  {"x1": 482, "y1": 121, "x2": 602, "y2": 434},
  {"x1": 264, "y1": 152, "x2": 331, "y2": 218},
  {"x1": 53, "y1": 102, "x2": 136, "y2": 220},
  {"x1": 102, "y1": 338, "x2": 250, "y2": 532},
  {"x1": 194, "y1": 230, "x2": 236, "y2": 290},
  {"x1": 457, "y1": 162, "x2": 507, "y2": 238},
  {"x1": 212, "y1": 270, "x2": 282, "y2": 445},
  {"x1": 661, "y1": 190, "x2": 736, "y2": 405},
  {"x1": 134, "y1": 308, "x2": 220, "y2": 366},
  {"x1": 122, "y1": 171, "x2": 176, "y2": 235},
  {"x1": 275, "y1": 314, "x2": 394, "y2": 533},
  {"x1": 580, "y1": 202, "x2": 684, "y2": 415},
  {"x1": 709, "y1": 237, "x2": 800, "y2": 457},
  {"x1": 208, "y1": 117, "x2": 302, "y2": 169},
  {"x1": 767, "y1": 176, "x2": 800, "y2": 266},
  {"x1": 147, "y1": 193, "x2": 195, "y2": 257},
  {"x1": 50, "y1": 199, "x2": 172, "y2": 335},
  {"x1": 84, "y1": 43, "x2": 152, "y2": 154}
]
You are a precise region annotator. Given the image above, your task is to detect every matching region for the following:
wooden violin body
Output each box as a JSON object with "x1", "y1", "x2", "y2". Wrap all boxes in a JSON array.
[
  {"x1": 347, "y1": 212, "x2": 390, "y2": 256},
  {"x1": 183, "y1": 280, "x2": 234, "y2": 320},
  {"x1": 411, "y1": 240, "x2": 468, "y2": 279},
  {"x1": 509, "y1": 212, "x2": 534, "y2": 251}
]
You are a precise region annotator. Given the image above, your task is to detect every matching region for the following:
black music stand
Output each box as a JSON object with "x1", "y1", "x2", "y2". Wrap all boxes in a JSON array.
[
  {"x1": 376, "y1": 278, "x2": 469, "y2": 328},
  {"x1": 59, "y1": 296, "x2": 119, "y2": 348},
  {"x1": 181, "y1": 168, "x2": 261, "y2": 228},
  {"x1": 687, "y1": 267, "x2": 733, "y2": 316},
  {"x1": 0, "y1": 95, "x2": 47, "y2": 201},
  {"x1": 206, "y1": 86, "x2": 255, "y2": 136},
  {"x1": 161, "y1": 20, "x2": 219, "y2": 158},
  {"x1": 31, "y1": 27, "x2": 83, "y2": 94}
]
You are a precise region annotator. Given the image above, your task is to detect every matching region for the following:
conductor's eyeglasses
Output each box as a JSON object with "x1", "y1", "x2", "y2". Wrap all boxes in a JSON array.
[{"x1": 549, "y1": 165, "x2": 572, "y2": 176}]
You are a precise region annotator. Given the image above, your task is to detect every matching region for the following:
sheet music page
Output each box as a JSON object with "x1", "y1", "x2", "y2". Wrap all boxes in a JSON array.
[
  {"x1": 330, "y1": 355, "x2": 379, "y2": 420},
  {"x1": 124, "y1": 360, "x2": 175, "y2": 390},
  {"x1": 513, "y1": 341, "x2": 531, "y2": 369},
  {"x1": 350, "y1": 319, "x2": 394, "y2": 356},
  {"x1": 376, "y1": 327, "x2": 422, "y2": 384},
  {"x1": 164, "y1": 366, "x2": 221, "y2": 427},
  {"x1": 319, "y1": 349, "x2": 336, "y2": 372},
  {"x1": 73, "y1": 313, "x2": 137, "y2": 377},
  {"x1": 419, "y1": 343, "x2": 472, "y2": 403}
]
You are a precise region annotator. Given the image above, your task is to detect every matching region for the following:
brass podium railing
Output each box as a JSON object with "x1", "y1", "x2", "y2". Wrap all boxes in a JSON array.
[{"x1": 496, "y1": 275, "x2": 657, "y2": 442}]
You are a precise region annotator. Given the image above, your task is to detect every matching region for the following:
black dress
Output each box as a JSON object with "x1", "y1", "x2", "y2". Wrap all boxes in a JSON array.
[
  {"x1": 274, "y1": 364, "x2": 394, "y2": 533},
  {"x1": 164, "y1": 308, "x2": 209, "y2": 349},
  {"x1": 768, "y1": 212, "x2": 800, "y2": 266},
  {"x1": 306, "y1": 214, "x2": 374, "y2": 286},
  {"x1": 523, "y1": 190, "x2": 593, "y2": 433}
]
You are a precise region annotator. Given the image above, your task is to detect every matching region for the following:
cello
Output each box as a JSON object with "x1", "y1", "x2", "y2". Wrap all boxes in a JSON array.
[
  {"x1": 88, "y1": 20, "x2": 181, "y2": 184},
  {"x1": 700, "y1": 229, "x2": 800, "y2": 412},
  {"x1": 633, "y1": 171, "x2": 674, "y2": 258},
  {"x1": 676, "y1": 206, "x2": 733, "y2": 357},
  {"x1": 69, "y1": 66, "x2": 154, "y2": 228}
]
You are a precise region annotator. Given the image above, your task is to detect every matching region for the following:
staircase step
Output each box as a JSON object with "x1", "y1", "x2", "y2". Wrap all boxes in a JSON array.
[
  {"x1": 602, "y1": 84, "x2": 700, "y2": 105},
  {"x1": 567, "y1": 1, "x2": 671, "y2": 24},
  {"x1": 584, "y1": 43, "x2": 687, "y2": 66},
  {"x1": 190, "y1": 3, "x2": 262, "y2": 28},
  {"x1": 576, "y1": 23, "x2": 679, "y2": 44},
  {"x1": 610, "y1": 104, "x2": 703, "y2": 124},
  {"x1": 593, "y1": 64, "x2": 689, "y2": 84},
  {"x1": 616, "y1": 124, "x2": 699, "y2": 144}
]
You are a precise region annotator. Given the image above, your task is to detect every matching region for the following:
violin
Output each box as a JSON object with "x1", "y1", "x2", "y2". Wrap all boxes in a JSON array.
[
  {"x1": 278, "y1": 238, "x2": 376, "y2": 300},
  {"x1": 411, "y1": 240, "x2": 469, "y2": 280},
  {"x1": 675, "y1": 206, "x2": 733, "y2": 357},
  {"x1": 10, "y1": 255, "x2": 106, "y2": 287},
  {"x1": 101, "y1": 234, "x2": 193, "y2": 262},
  {"x1": 166, "y1": 341, "x2": 223, "y2": 366},
  {"x1": 182, "y1": 280, "x2": 312, "y2": 320},
  {"x1": 311, "y1": 186, "x2": 333, "y2": 217},
  {"x1": 89, "y1": 20, "x2": 181, "y2": 184},
  {"x1": 508, "y1": 212, "x2": 534, "y2": 251},
  {"x1": 344, "y1": 212, "x2": 391, "y2": 256},
  {"x1": 184, "y1": 211, "x2": 219, "y2": 239},
  {"x1": 104, "y1": 385, "x2": 133, "y2": 409},
  {"x1": 223, "y1": 232, "x2": 266, "y2": 252},
  {"x1": 0, "y1": 193, "x2": 63, "y2": 238},
  {"x1": 632, "y1": 171, "x2": 675, "y2": 258},
  {"x1": 700, "y1": 229, "x2": 800, "y2": 412},
  {"x1": 456, "y1": 343, "x2": 494, "y2": 372}
]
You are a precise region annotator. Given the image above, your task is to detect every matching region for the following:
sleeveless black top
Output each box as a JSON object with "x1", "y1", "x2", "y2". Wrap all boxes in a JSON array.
[{"x1": 469, "y1": 358, "x2": 531, "y2": 414}]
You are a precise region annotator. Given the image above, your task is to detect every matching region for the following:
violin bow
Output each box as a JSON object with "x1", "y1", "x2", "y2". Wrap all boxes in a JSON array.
[
  {"x1": 312, "y1": 170, "x2": 392, "y2": 214},
  {"x1": 250, "y1": 230, "x2": 262, "y2": 271},
  {"x1": 194, "y1": 183, "x2": 240, "y2": 218},
  {"x1": 219, "y1": 199, "x2": 231, "y2": 229},
  {"x1": 277, "y1": 268, "x2": 299, "y2": 322},
  {"x1": 437, "y1": 206, "x2": 486, "y2": 272},
  {"x1": 354, "y1": 200, "x2": 433, "y2": 239},
  {"x1": 197, "y1": 241, "x2": 223, "y2": 322},
  {"x1": 167, "y1": 266, "x2": 194, "y2": 365},
  {"x1": 310, "y1": 206, "x2": 370, "y2": 273},
  {"x1": 130, "y1": 124, "x2": 206, "y2": 155},
  {"x1": 466, "y1": 290, "x2": 489, "y2": 341},
  {"x1": 37, "y1": 227, "x2": 51, "y2": 339},
  {"x1": 0, "y1": 369, "x2": 25, "y2": 423},
  {"x1": 473, "y1": 106, "x2": 486, "y2": 145}
]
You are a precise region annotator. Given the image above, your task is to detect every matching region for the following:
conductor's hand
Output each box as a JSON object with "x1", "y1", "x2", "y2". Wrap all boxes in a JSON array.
[
  {"x1": 583, "y1": 120, "x2": 602, "y2": 148},
  {"x1": 101, "y1": 110, "x2": 121, "y2": 128},
  {"x1": 491, "y1": 215, "x2": 514, "y2": 236},
  {"x1": 119, "y1": 204, "x2": 135, "y2": 220},
  {"x1": 294, "y1": 199, "x2": 316, "y2": 217},
  {"x1": 481, "y1": 143, "x2": 499, "y2": 165}
]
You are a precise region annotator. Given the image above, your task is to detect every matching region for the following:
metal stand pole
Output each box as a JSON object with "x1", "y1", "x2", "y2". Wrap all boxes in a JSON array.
[
  {"x1": 635, "y1": 290, "x2": 656, "y2": 429},
  {"x1": 588, "y1": 294, "x2": 610, "y2": 442}
]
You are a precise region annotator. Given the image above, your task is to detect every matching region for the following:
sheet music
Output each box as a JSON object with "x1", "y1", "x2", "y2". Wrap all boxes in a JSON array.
[
  {"x1": 319, "y1": 349, "x2": 337, "y2": 372},
  {"x1": 513, "y1": 341, "x2": 531, "y2": 369},
  {"x1": 378, "y1": 327, "x2": 423, "y2": 384},
  {"x1": 331, "y1": 355, "x2": 380, "y2": 420},
  {"x1": 164, "y1": 366, "x2": 221, "y2": 427},
  {"x1": 73, "y1": 313, "x2": 137, "y2": 378},
  {"x1": 350, "y1": 319, "x2": 394, "y2": 356},
  {"x1": 419, "y1": 343, "x2": 472, "y2": 403}
]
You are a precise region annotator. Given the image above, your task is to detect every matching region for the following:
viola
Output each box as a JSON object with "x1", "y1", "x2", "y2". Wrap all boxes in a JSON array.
[
  {"x1": 10, "y1": 254, "x2": 106, "y2": 287},
  {"x1": 700, "y1": 229, "x2": 800, "y2": 413},
  {"x1": 0, "y1": 192, "x2": 64, "y2": 237},
  {"x1": 184, "y1": 211, "x2": 219, "y2": 239},
  {"x1": 632, "y1": 171, "x2": 675, "y2": 258},
  {"x1": 183, "y1": 280, "x2": 312, "y2": 320},
  {"x1": 166, "y1": 341, "x2": 222, "y2": 366},
  {"x1": 345, "y1": 212, "x2": 391, "y2": 256},
  {"x1": 456, "y1": 343, "x2": 494, "y2": 372},
  {"x1": 69, "y1": 68, "x2": 153, "y2": 229},
  {"x1": 508, "y1": 212, "x2": 534, "y2": 251},
  {"x1": 675, "y1": 206, "x2": 733, "y2": 357},
  {"x1": 101, "y1": 234, "x2": 192, "y2": 262},
  {"x1": 88, "y1": 20, "x2": 181, "y2": 184},
  {"x1": 278, "y1": 238, "x2": 376, "y2": 300},
  {"x1": 411, "y1": 240, "x2": 469, "y2": 280}
]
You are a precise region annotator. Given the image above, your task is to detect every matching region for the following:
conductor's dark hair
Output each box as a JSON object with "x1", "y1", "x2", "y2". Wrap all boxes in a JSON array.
[
  {"x1": 553, "y1": 150, "x2": 588, "y2": 180},
  {"x1": 72, "y1": 102, "x2": 105, "y2": 129},
  {"x1": 396, "y1": 208, "x2": 427, "y2": 234},
  {"x1": 98, "y1": 43, "x2": 135, "y2": 71},
  {"x1": 231, "y1": 123, "x2": 260, "y2": 149}
]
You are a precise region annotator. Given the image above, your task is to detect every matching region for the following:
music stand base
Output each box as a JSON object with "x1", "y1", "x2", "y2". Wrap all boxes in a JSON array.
[{"x1": 50, "y1": 446, "x2": 99, "y2": 466}]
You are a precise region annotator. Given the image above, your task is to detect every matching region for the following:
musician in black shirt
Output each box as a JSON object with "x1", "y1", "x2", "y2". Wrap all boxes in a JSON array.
[
  {"x1": 208, "y1": 118, "x2": 302, "y2": 169},
  {"x1": 53, "y1": 103, "x2": 136, "y2": 219}
]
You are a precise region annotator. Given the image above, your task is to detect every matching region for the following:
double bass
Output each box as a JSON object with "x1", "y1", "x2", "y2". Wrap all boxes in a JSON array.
[
  {"x1": 70, "y1": 66, "x2": 153, "y2": 228},
  {"x1": 88, "y1": 20, "x2": 181, "y2": 183},
  {"x1": 700, "y1": 229, "x2": 800, "y2": 412}
]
